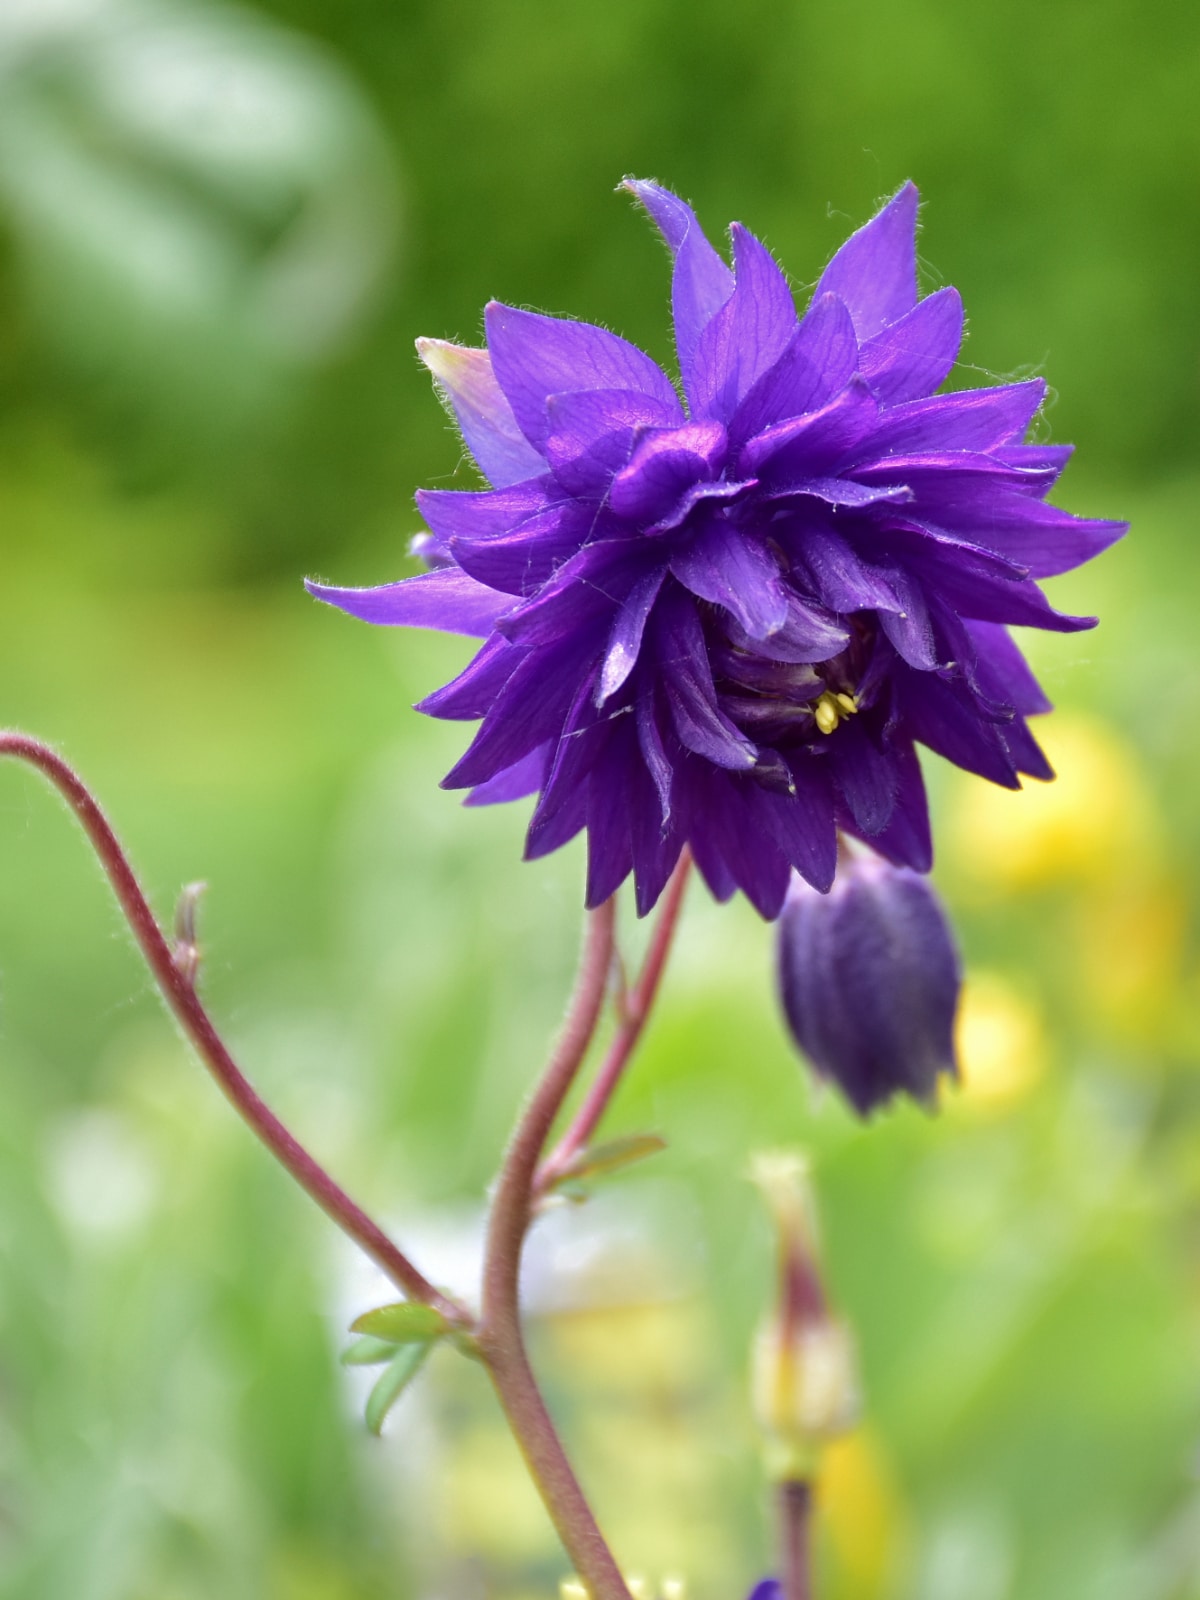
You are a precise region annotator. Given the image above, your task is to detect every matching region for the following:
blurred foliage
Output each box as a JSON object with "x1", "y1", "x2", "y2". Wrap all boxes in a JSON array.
[{"x1": 2, "y1": 2, "x2": 1200, "y2": 1599}]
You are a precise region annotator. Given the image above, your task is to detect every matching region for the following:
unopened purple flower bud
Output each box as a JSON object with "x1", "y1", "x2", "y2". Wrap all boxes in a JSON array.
[{"x1": 776, "y1": 851, "x2": 961, "y2": 1116}]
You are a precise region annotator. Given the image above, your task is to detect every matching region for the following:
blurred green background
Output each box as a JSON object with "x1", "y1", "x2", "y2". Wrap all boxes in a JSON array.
[{"x1": 2, "y1": 1, "x2": 1199, "y2": 1597}]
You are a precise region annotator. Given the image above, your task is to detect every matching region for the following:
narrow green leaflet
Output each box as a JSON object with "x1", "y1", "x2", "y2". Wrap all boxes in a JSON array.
[
  {"x1": 341, "y1": 1334, "x2": 403, "y2": 1367},
  {"x1": 365, "y1": 1343, "x2": 431, "y2": 1436},
  {"x1": 552, "y1": 1134, "x2": 668, "y2": 1188},
  {"x1": 350, "y1": 1302, "x2": 448, "y2": 1343}
]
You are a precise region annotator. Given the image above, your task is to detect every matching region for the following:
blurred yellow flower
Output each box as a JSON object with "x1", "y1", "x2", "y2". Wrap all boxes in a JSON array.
[
  {"x1": 948, "y1": 714, "x2": 1160, "y2": 891},
  {"x1": 953, "y1": 973, "x2": 1049, "y2": 1113},
  {"x1": 821, "y1": 1429, "x2": 909, "y2": 1599}
]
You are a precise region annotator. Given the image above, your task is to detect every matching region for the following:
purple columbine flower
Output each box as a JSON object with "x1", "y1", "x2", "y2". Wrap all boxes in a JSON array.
[
  {"x1": 777, "y1": 852, "x2": 961, "y2": 1114},
  {"x1": 308, "y1": 180, "x2": 1124, "y2": 918}
]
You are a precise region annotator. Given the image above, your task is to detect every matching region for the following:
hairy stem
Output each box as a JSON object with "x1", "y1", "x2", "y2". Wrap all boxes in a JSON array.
[
  {"x1": 536, "y1": 849, "x2": 691, "y2": 1192},
  {"x1": 779, "y1": 1479, "x2": 814, "y2": 1600},
  {"x1": 479, "y1": 897, "x2": 631, "y2": 1600},
  {"x1": 0, "y1": 731, "x2": 465, "y2": 1324}
]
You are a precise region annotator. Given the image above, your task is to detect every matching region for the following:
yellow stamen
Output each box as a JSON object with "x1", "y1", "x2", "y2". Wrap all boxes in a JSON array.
[{"x1": 812, "y1": 690, "x2": 858, "y2": 735}]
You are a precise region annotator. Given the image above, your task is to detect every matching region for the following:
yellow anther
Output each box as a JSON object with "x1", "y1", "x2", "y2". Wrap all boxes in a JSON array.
[{"x1": 812, "y1": 689, "x2": 858, "y2": 734}]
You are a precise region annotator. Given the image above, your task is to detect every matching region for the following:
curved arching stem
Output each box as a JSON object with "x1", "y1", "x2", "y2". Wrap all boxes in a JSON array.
[{"x1": 0, "y1": 731, "x2": 467, "y2": 1325}]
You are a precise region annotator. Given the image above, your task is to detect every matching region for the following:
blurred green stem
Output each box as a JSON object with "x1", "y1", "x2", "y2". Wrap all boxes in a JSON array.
[
  {"x1": 479, "y1": 896, "x2": 633, "y2": 1600},
  {"x1": 0, "y1": 731, "x2": 468, "y2": 1326},
  {"x1": 536, "y1": 849, "x2": 692, "y2": 1194}
]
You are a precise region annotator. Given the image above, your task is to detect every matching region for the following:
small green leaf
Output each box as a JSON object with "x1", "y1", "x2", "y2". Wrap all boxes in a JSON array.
[
  {"x1": 341, "y1": 1334, "x2": 401, "y2": 1367},
  {"x1": 350, "y1": 1302, "x2": 448, "y2": 1343},
  {"x1": 555, "y1": 1133, "x2": 668, "y2": 1186},
  {"x1": 365, "y1": 1343, "x2": 431, "y2": 1435}
]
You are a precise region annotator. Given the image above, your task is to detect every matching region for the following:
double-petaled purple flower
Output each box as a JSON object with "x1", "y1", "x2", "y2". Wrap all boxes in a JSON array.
[{"x1": 308, "y1": 180, "x2": 1123, "y2": 919}]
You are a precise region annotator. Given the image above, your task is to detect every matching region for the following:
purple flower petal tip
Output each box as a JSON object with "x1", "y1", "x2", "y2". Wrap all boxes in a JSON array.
[
  {"x1": 308, "y1": 180, "x2": 1124, "y2": 916},
  {"x1": 777, "y1": 853, "x2": 960, "y2": 1116}
]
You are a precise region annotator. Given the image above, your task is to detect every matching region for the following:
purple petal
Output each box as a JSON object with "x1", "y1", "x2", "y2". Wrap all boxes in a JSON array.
[
  {"x1": 485, "y1": 302, "x2": 680, "y2": 451},
  {"x1": 416, "y1": 338, "x2": 546, "y2": 488},
  {"x1": 815, "y1": 182, "x2": 920, "y2": 341},
  {"x1": 527, "y1": 678, "x2": 617, "y2": 858},
  {"x1": 739, "y1": 378, "x2": 879, "y2": 478},
  {"x1": 544, "y1": 388, "x2": 681, "y2": 496},
  {"x1": 724, "y1": 594, "x2": 850, "y2": 664},
  {"x1": 585, "y1": 741, "x2": 636, "y2": 906},
  {"x1": 911, "y1": 559, "x2": 1096, "y2": 633},
  {"x1": 631, "y1": 772, "x2": 685, "y2": 916},
  {"x1": 498, "y1": 541, "x2": 639, "y2": 649},
  {"x1": 417, "y1": 634, "x2": 525, "y2": 720},
  {"x1": 636, "y1": 686, "x2": 675, "y2": 822},
  {"x1": 851, "y1": 380, "x2": 1047, "y2": 462},
  {"x1": 598, "y1": 568, "x2": 666, "y2": 703},
  {"x1": 669, "y1": 520, "x2": 789, "y2": 640},
  {"x1": 442, "y1": 631, "x2": 603, "y2": 790},
  {"x1": 728, "y1": 292, "x2": 858, "y2": 446},
  {"x1": 963, "y1": 620, "x2": 1052, "y2": 715},
  {"x1": 897, "y1": 667, "x2": 1021, "y2": 788},
  {"x1": 920, "y1": 493, "x2": 1127, "y2": 579},
  {"x1": 610, "y1": 421, "x2": 728, "y2": 522},
  {"x1": 416, "y1": 479, "x2": 554, "y2": 544},
  {"x1": 999, "y1": 716, "x2": 1054, "y2": 781},
  {"x1": 655, "y1": 591, "x2": 757, "y2": 770},
  {"x1": 768, "y1": 475, "x2": 914, "y2": 510},
  {"x1": 764, "y1": 759, "x2": 838, "y2": 891},
  {"x1": 464, "y1": 743, "x2": 550, "y2": 806},
  {"x1": 623, "y1": 178, "x2": 735, "y2": 379},
  {"x1": 447, "y1": 500, "x2": 601, "y2": 597},
  {"x1": 858, "y1": 287, "x2": 963, "y2": 405},
  {"x1": 853, "y1": 453, "x2": 1059, "y2": 497},
  {"x1": 827, "y1": 721, "x2": 898, "y2": 834},
  {"x1": 839, "y1": 738, "x2": 932, "y2": 871},
  {"x1": 305, "y1": 568, "x2": 513, "y2": 638},
  {"x1": 783, "y1": 525, "x2": 907, "y2": 615},
  {"x1": 991, "y1": 443, "x2": 1074, "y2": 476},
  {"x1": 687, "y1": 225, "x2": 799, "y2": 422}
]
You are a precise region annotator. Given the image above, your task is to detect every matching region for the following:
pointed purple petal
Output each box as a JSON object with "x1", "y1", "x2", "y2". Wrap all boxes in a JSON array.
[
  {"x1": 442, "y1": 631, "x2": 602, "y2": 790},
  {"x1": 963, "y1": 620, "x2": 1052, "y2": 715},
  {"x1": 765, "y1": 759, "x2": 838, "y2": 891},
  {"x1": 687, "y1": 225, "x2": 799, "y2": 422},
  {"x1": 416, "y1": 634, "x2": 525, "y2": 720},
  {"x1": 464, "y1": 743, "x2": 551, "y2": 806},
  {"x1": 851, "y1": 379, "x2": 1047, "y2": 461},
  {"x1": 827, "y1": 721, "x2": 898, "y2": 835},
  {"x1": 815, "y1": 182, "x2": 920, "y2": 341},
  {"x1": 724, "y1": 594, "x2": 850, "y2": 665},
  {"x1": 623, "y1": 178, "x2": 735, "y2": 380},
  {"x1": 416, "y1": 338, "x2": 546, "y2": 488},
  {"x1": 416, "y1": 479, "x2": 554, "y2": 544},
  {"x1": 598, "y1": 568, "x2": 666, "y2": 703},
  {"x1": 447, "y1": 500, "x2": 600, "y2": 596},
  {"x1": 897, "y1": 668, "x2": 1021, "y2": 788},
  {"x1": 498, "y1": 541, "x2": 638, "y2": 649},
  {"x1": 729, "y1": 293, "x2": 858, "y2": 446},
  {"x1": 921, "y1": 493, "x2": 1127, "y2": 579},
  {"x1": 305, "y1": 569, "x2": 513, "y2": 638},
  {"x1": 485, "y1": 302, "x2": 679, "y2": 451},
  {"x1": 858, "y1": 286, "x2": 963, "y2": 405}
]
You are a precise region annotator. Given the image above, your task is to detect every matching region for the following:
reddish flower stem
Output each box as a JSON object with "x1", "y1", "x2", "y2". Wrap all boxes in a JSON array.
[
  {"x1": 535, "y1": 849, "x2": 692, "y2": 1193},
  {"x1": 0, "y1": 731, "x2": 466, "y2": 1325},
  {"x1": 779, "y1": 1479, "x2": 814, "y2": 1600},
  {"x1": 478, "y1": 897, "x2": 631, "y2": 1600}
]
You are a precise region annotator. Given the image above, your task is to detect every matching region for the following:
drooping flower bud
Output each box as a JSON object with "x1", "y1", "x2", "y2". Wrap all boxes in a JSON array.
[
  {"x1": 750, "y1": 1153, "x2": 859, "y2": 1480},
  {"x1": 776, "y1": 850, "x2": 961, "y2": 1116}
]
